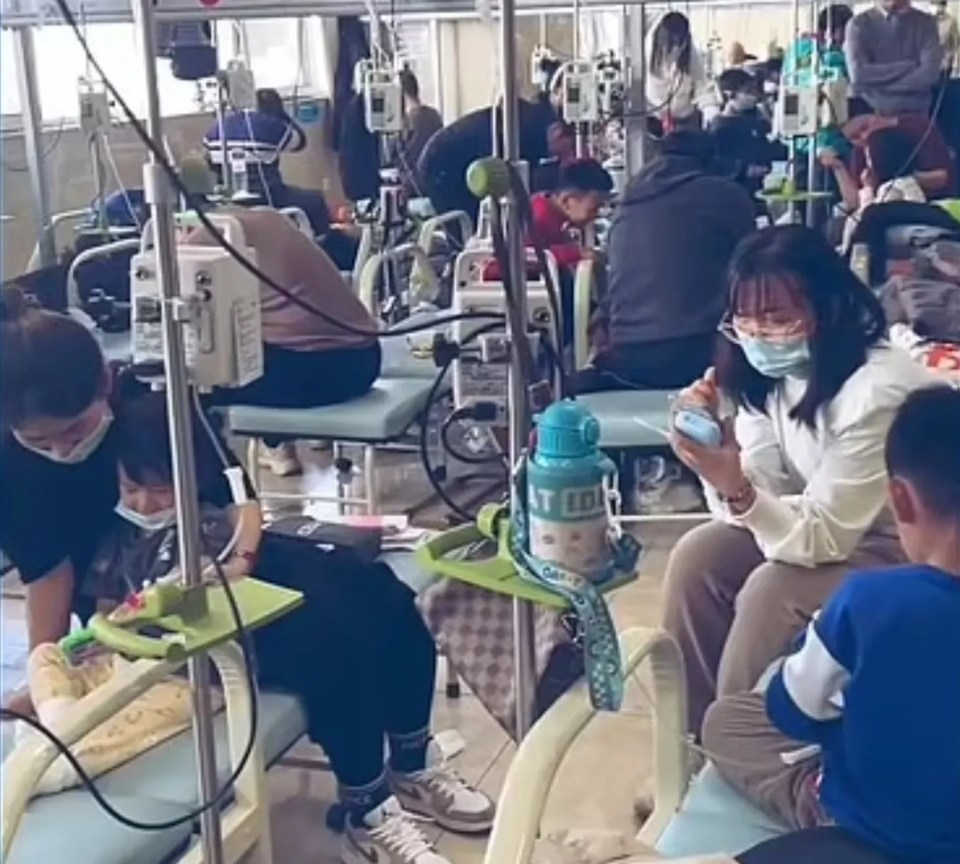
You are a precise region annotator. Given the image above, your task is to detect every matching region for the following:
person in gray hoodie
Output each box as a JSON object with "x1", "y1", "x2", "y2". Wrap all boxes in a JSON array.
[{"x1": 577, "y1": 131, "x2": 756, "y2": 392}]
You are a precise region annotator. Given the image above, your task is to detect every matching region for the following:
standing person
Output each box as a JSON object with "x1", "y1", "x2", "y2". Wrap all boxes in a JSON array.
[
  {"x1": 845, "y1": 0, "x2": 942, "y2": 116},
  {"x1": 662, "y1": 226, "x2": 936, "y2": 737},
  {"x1": 935, "y1": 0, "x2": 960, "y2": 77},
  {"x1": 646, "y1": 12, "x2": 720, "y2": 131},
  {"x1": 704, "y1": 386, "x2": 960, "y2": 864},
  {"x1": 394, "y1": 68, "x2": 443, "y2": 194},
  {"x1": 576, "y1": 132, "x2": 754, "y2": 393},
  {"x1": 418, "y1": 99, "x2": 554, "y2": 223}
]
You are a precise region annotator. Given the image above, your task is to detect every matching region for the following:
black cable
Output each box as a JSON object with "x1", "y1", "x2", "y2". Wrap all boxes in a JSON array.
[
  {"x1": 0, "y1": 545, "x2": 258, "y2": 832},
  {"x1": 440, "y1": 408, "x2": 506, "y2": 466},
  {"x1": 418, "y1": 322, "x2": 508, "y2": 523},
  {"x1": 49, "y1": 0, "x2": 504, "y2": 342}
]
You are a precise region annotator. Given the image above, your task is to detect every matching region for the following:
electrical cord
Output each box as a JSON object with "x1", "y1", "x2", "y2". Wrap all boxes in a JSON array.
[
  {"x1": 1, "y1": 118, "x2": 67, "y2": 172},
  {"x1": 440, "y1": 408, "x2": 506, "y2": 466},
  {"x1": 0, "y1": 540, "x2": 258, "y2": 832},
  {"x1": 0, "y1": 390, "x2": 263, "y2": 832},
  {"x1": 50, "y1": 0, "x2": 504, "y2": 342},
  {"x1": 417, "y1": 321, "x2": 510, "y2": 523}
]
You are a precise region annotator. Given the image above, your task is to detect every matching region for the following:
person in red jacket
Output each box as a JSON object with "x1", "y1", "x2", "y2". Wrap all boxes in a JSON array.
[{"x1": 529, "y1": 158, "x2": 614, "y2": 269}]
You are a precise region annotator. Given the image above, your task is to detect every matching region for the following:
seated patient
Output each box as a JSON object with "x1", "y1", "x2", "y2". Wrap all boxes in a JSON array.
[
  {"x1": 703, "y1": 385, "x2": 960, "y2": 864},
  {"x1": 88, "y1": 392, "x2": 496, "y2": 864},
  {"x1": 709, "y1": 68, "x2": 785, "y2": 202},
  {"x1": 204, "y1": 88, "x2": 332, "y2": 238},
  {"x1": 821, "y1": 127, "x2": 927, "y2": 250},
  {"x1": 186, "y1": 206, "x2": 381, "y2": 477},
  {"x1": 576, "y1": 132, "x2": 755, "y2": 392},
  {"x1": 528, "y1": 159, "x2": 613, "y2": 269}
]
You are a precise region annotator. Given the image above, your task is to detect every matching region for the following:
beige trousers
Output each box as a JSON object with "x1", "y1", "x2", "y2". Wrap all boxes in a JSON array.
[
  {"x1": 662, "y1": 520, "x2": 903, "y2": 735},
  {"x1": 701, "y1": 691, "x2": 823, "y2": 831}
]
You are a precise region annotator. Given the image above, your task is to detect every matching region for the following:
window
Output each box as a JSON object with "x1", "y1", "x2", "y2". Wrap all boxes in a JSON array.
[
  {"x1": 31, "y1": 23, "x2": 210, "y2": 122},
  {"x1": 1, "y1": 30, "x2": 21, "y2": 117},
  {"x1": 242, "y1": 18, "x2": 310, "y2": 92}
]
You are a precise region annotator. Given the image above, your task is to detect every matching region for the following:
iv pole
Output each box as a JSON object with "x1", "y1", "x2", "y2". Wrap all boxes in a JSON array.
[
  {"x1": 497, "y1": 0, "x2": 538, "y2": 739},
  {"x1": 130, "y1": 0, "x2": 226, "y2": 860}
]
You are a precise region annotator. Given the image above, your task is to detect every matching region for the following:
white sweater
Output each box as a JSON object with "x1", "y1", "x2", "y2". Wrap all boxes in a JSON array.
[
  {"x1": 645, "y1": 47, "x2": 719, "y2": 123},
  {"x1": 705, "y1": 345, "x2": 939, "y2": 567}
]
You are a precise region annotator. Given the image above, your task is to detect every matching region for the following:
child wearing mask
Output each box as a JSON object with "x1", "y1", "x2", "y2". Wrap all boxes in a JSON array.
[
  {"x1": 75, "y1": 391, "x2": 496, "y2": 864},
  {"x1": 704, "y1": 385, "x2": 960, "y2": 864},
  {"x1": 709, "y1": 68, "x2": 784, "y2": 200}
]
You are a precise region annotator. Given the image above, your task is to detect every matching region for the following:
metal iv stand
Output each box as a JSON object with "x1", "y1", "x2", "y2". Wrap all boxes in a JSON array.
[
  {"x1": 130, "y1": 0, "x2": 226, "y2": 860},
  {"x1": 498, "y1": 0, "x2": 538, "y2": 739}
]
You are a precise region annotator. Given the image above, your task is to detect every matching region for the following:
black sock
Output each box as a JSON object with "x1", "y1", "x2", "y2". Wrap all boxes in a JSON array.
[
  {"x1": 339, "y1": 772, "x2": 391, "y2": 823},
  {"x1": 388, "y1": 726, "x2": 431, "y2": 774}
]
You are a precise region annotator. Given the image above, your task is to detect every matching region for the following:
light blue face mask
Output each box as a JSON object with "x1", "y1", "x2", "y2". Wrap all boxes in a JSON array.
[
  {"x1": 739, "y1": 334, "x2": 811, "y2": 378},
  {"x1": 115, "y1": 501, "x2": 177, "y2": 533}
]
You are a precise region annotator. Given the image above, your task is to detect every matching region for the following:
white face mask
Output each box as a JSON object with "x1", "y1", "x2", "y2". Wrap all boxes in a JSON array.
[
  {"x1": 13, "y1": 409, "x2": 113, "y2": 465},
  {"x1": 115, "y1": 501, "x2": 177, "y2": 533}
]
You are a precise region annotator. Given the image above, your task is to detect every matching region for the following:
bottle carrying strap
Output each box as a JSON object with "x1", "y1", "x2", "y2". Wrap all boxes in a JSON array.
[{"x1": 509, "y1": 458, "x2": 640, "y2": 712}]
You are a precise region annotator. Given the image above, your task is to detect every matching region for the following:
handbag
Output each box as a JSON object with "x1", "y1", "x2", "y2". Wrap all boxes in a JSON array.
[{"x1": 419, "y1": 569, "x2": 583, "y2": 740}]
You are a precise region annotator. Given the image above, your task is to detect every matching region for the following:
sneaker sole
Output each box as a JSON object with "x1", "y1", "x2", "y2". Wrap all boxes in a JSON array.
[{"x1": 395, "y1": 797, "x2": 493, "y2": 835}]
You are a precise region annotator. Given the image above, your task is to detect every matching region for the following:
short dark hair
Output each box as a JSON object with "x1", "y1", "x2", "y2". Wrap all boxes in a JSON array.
[
  {"x1": 817, "y1": 4, "x2": 853, "y2": 39},
  {"x1": 114, "y1": 391, "x2": 226, "y2": 504},
  {"x1": 864, "y1": 128, "x2": 917, "y2": 185},
  {"x1": 0, "y1": 285, "x2": 106, "y2": 427},
  {"x1": 256, "y1": 88, "x2": 285, "y2": 117},
  {"x1": 399, "y1": 68, "x2": 419, "y2": 100},
  {"x1": 886, "y1": 386, "x2": 960, "y2": 518},
  {"x1": 716, "y1": 226, "x2": 887, "y2": 428},
  {"x1": 556, "y1": 159, "x2": 614, "y2": 195},
  {"x1": 717, "y1": 68, "x2": 758, "y2": 97}
]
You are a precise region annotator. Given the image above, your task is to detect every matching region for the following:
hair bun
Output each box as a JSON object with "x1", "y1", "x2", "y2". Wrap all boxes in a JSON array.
[{"x1": 0, "y1": 284, "x2": 32, "y2": 323}]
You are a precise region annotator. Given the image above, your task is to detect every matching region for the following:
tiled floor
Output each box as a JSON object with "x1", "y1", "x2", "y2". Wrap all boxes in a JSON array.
[{"x1": 0, "y1": 444, "x2": 696, "y2": 864}]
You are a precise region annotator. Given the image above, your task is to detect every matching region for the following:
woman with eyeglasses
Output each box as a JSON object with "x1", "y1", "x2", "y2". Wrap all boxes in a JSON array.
[{"x1": 662, "y1": 225, "x2": 936, "y2": 738}]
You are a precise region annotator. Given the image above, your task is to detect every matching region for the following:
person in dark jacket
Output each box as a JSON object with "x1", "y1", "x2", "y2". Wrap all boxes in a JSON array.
[
  {"x1": 709, "y1": 68, "x2": 787, "y2": 202},
  {"x1": 577, "y1": 131, "x2": 756, "y2": 392},
  {"x1": 417, "y1": 99, "x2": 555, "y2": 222}
]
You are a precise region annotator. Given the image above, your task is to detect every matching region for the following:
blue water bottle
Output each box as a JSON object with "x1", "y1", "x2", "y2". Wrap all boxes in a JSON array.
[{"x1": 527, "y1": 401, "x2": 618, "y2": 583}]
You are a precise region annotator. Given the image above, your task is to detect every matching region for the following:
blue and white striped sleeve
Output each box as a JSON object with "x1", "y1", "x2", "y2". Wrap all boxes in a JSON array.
[{"x1": 766, "y1": 590, "x2": 857, "y2": 743}]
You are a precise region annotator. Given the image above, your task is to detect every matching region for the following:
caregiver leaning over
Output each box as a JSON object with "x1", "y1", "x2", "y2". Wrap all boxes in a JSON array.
[{"x1": 664, "y1": 226, "x2": 936, "y2": 736}]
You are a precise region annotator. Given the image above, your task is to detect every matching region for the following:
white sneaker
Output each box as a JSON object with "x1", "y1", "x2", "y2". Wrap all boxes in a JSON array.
[
  {"x1": 341, "y1": 796, "x2": 451, "y2": 864},
  {"x1": 390, "y1": 742, "x2": 495, "y2": 834},
  {"x1": 258, "y1": 441, "x2": 302, "y2": 477}
]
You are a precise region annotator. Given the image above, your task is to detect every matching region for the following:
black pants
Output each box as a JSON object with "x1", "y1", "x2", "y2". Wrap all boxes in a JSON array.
[
  {"x1": 251, "y1": 536, "x2": 437, "y2": 787},
  {"x1": 211, "y1": 341, "x2": 381, "y2": 446},
  {"x1": 574, "y1": 333, "x2": 715, "y2": 393},
  {"x1": 738, "y1": 827, "x2": 904, "y2": 864},
  {"x1": 269, "y1": 184, "x2": 331, "y2": 238}
]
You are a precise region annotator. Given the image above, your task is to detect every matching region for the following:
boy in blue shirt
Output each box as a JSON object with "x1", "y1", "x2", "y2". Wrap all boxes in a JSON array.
[{"x1": 703, "y1": 385, "x2": 960, "y2": 864}]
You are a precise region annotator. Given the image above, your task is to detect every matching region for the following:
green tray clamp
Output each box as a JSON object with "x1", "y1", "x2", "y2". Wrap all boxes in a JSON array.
[{"x1": 60, "y1": 578, "x2": 304, "y2": 664}]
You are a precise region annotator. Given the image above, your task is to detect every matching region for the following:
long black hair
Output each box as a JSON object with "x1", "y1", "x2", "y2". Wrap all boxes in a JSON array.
[
  {"x1": 650, "y1": 12, "x2": 692, "y2": 77},
  {"x1": 0, "y1": 285, "x2": 106, "y2": 428},
  {"x1": 716, "y1": 226, "x2": 887, "y2": 428}
]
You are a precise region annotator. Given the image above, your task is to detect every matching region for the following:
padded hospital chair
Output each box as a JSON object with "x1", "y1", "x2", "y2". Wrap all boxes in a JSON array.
[
  {"x1": 480, "y1": 627, "x2": 787, "y2": 864},
  {"x1": 570, "y1": 262, "x2": 705, "y2": 521},
  {"x1": 225, "y1": 245, "x2": 450, "y2": 514},
  {"x1": 0, "y1": 553, "x2": 439, "y2": 864}
]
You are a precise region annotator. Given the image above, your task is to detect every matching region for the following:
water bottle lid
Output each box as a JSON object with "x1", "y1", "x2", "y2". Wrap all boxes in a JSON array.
[{"x1": 534, "y1": 400, "x2": 600, "y2": 459}]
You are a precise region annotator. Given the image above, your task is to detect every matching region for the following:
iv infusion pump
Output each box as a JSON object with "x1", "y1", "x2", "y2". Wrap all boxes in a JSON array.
[
  {"x1": 130, "y1": 214, "x2": 264, "y2": 390},
  {"x1": 356, "y1": 61, "x2": 404, "y2": 134},
  {"x1": 561, "y1": 60, "x2": 601, "y2": 124}
]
